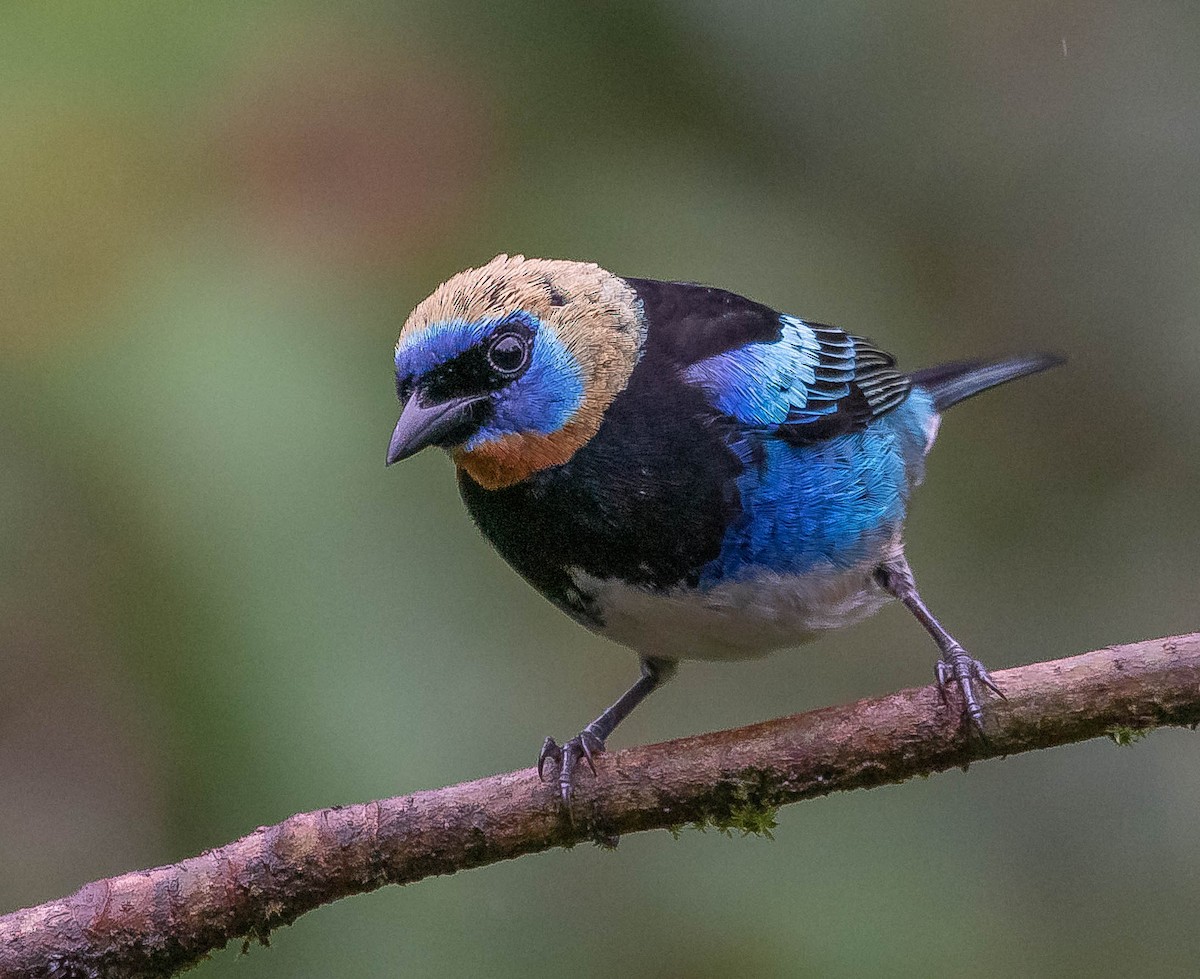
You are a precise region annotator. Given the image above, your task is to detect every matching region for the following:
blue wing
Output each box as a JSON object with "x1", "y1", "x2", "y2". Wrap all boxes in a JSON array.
[
  {"x1": 681, "y1": 314, "x2": 912, "y2": 439},
  {"x1": 617, "y1": 277, "x2": 936, "y2": 580}
]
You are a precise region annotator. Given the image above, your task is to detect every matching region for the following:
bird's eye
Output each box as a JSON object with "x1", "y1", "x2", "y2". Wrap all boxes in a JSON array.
[{"x1": 487, "y1": 332, "x2": 530, "y2": 376}]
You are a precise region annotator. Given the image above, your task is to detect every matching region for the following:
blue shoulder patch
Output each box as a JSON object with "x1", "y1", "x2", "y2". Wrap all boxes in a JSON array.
[
  {"x1": 682, "y1": 315, "x2": 822, "y2": 426},
  {"x1": 681, "y1": 314, "x2": 912, "y2": 441}
]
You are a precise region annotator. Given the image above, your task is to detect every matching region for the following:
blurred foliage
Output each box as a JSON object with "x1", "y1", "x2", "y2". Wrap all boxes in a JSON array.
[{"x1": 2, "y1": 2, "x2": 1199, "y2": 976}]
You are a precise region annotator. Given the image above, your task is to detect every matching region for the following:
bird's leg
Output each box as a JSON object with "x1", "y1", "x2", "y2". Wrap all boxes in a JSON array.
[
  {"x1": 874, "y1": 555, "x2": 1004, "y2": 732},
  {"x1": 539, "y1": 656, "x2": 676, "y2": 804}
]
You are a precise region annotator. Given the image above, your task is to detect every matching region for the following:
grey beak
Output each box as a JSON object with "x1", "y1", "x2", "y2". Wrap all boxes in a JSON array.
[{"x1": 386, "y1": 391, "x2": 483, "y2": 466}]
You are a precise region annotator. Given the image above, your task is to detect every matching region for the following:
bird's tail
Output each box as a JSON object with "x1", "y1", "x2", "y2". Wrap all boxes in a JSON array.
[{"x1": 910, "y1": 353, "x2": 1064, "y2": 412}]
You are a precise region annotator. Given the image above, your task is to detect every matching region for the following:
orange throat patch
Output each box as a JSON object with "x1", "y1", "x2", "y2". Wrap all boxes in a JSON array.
[{"x1": 453, "y1": 417, "x2": 598, "y2": 490}]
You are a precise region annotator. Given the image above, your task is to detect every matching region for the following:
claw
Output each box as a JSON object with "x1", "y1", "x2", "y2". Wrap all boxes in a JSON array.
[
  {"x1": 936, "y1": 646, "x2": 1003, "y2": 734},
  {"x1": 934, "y1": 660, "x2": 952, "y2": 706},
  {"x1": 577, "y1": 730, "x2": 602, "y2": 774},
  {"x1": 537, "y1": 737, "x2": 562, "y2": 780},
  {"x1": 537, "y1": 730, "x2": 607, "y2": 803},
  {"x1": 975, "y1": 663, "x2": 1006, "y2": 700}
]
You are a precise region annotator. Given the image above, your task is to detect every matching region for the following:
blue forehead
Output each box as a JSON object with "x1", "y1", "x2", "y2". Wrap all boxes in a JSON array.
[{"x1": 394, "y1": 312, "x2": 539, "y2": 379}]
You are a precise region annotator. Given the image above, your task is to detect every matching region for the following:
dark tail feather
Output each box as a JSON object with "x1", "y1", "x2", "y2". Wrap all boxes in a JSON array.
[{"x1": 911, "y1": 353, "x2": 1065, "y2": 412}]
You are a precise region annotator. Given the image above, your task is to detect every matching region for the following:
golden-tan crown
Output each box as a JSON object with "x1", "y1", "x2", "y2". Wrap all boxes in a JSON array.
[{"x1": 398, "y1": 255, "x2": 647, "y2": 489}]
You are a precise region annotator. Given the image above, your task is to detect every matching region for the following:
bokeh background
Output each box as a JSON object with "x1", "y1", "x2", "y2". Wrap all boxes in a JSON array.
[{"x1": 3, "y1": 2, "x2": 1199, "y2": 976}]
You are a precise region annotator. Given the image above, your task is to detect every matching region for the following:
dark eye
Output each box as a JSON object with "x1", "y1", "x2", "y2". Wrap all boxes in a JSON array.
[{"x1": 487, "y1": 332, "x2": 530, "y2": 375}]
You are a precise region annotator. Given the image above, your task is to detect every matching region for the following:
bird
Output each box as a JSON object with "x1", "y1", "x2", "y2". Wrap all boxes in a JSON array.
[{"x1": 386, "y1": 254, "x2": 1062, "y2": 803}]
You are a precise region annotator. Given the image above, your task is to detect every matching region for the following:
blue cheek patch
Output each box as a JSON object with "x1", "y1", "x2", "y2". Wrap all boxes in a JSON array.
[
  {"x1": 395, "y1": 313, "x2": 585, "y2": 451},
  {"x1": 466, "y1": 323, "x2": 584, "y2": 449}
]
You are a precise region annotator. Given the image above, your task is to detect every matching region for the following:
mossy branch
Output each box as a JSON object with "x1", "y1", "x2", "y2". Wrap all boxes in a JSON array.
[{"x1": 2, "y1": 633, "x2": 1197, "y2": 978}]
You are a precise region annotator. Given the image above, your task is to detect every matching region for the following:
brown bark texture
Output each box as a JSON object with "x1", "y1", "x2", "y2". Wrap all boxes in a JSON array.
[{"x1": 1, "y1": 633, "x2": 1197, "y2": 978}]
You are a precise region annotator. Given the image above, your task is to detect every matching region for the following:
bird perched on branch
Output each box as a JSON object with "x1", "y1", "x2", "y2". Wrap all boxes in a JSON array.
[{"x1": 387, "y1": 254, "x2": 1062, "y2": 802}]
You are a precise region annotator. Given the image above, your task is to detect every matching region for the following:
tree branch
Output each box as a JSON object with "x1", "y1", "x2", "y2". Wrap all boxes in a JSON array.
[{"x1": 2, "y1": 633, "x2": 1197, "y2": 978}]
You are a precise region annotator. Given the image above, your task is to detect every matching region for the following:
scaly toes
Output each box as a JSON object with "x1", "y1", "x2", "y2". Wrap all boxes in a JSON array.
[
  {"x1": 537, "y1": 730, "x2": 607, "y2": 803},
  {"x1": 936, "y1": 648, "x2": 1004, "y2": 733}
]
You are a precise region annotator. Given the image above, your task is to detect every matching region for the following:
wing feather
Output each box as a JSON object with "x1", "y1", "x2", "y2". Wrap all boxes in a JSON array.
[
  {"x1": 625, "y1": 278, "x2": 912, "y2": 440},
  {"x1": 682, "y1": 316, "x2": 911, "y2": 439}
]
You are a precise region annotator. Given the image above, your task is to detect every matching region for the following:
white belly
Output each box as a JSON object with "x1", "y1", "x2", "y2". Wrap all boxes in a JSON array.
[{"x1": 568, "y1": 565, "x2": 894, "y2": 661}]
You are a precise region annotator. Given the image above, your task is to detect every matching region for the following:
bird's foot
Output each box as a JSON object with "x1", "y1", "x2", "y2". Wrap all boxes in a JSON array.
[
  {"x1": 935, "y1": 646, "x2": 1005, "y2": 733},
  {"x1": 538, "y1": 729, "x2": 606, "y2": 804}
]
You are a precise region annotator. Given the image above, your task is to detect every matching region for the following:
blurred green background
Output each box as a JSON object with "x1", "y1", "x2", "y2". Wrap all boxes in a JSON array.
[{"x1": 2, "y1": 2, "x2": 1199, "y2": 976}]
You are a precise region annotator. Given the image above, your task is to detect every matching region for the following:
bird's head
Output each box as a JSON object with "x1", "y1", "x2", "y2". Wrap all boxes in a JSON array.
[{"x1": 388, "y1": 254, "x2": 646, "y2": 489}]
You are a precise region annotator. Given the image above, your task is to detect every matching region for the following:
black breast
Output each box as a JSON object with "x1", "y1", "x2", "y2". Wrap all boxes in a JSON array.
[{"x1": 457, "y1": 357, "x2": 743, "y2": 626}]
